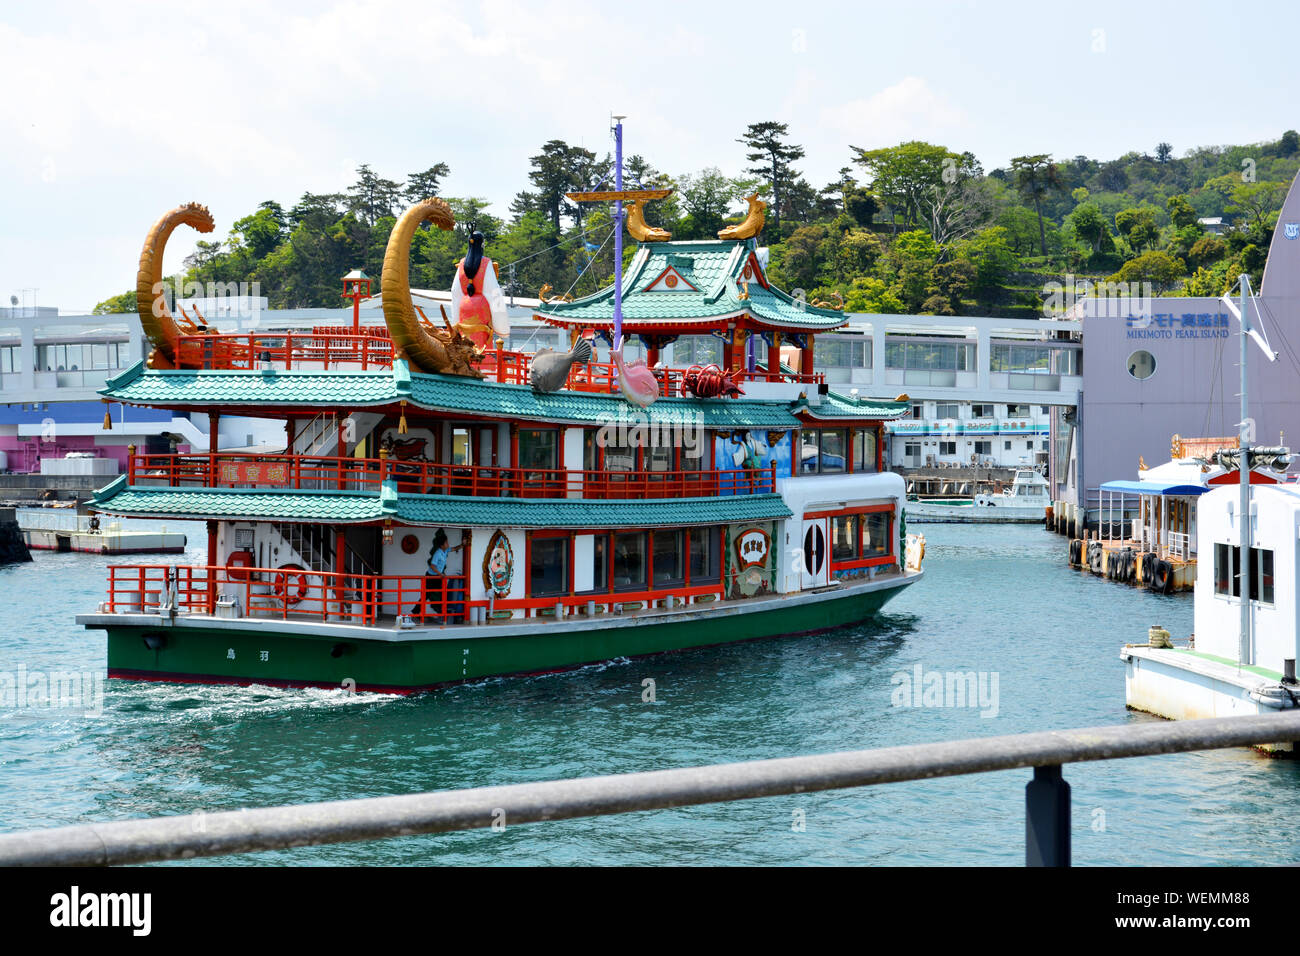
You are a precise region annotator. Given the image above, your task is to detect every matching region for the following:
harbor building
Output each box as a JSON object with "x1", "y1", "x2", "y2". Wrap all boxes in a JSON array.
[{"x1": 1053, "y1": 171, "x2": 1300, "y2": 523}]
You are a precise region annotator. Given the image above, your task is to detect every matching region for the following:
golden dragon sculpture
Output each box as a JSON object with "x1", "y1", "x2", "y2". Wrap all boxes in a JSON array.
[
  {"x1": 717, "y1": 193, "x2": 766, "y2": 241},
  {"x1": 136, "y1": 202, "x2": 216, "y2": 369},
  {"x1": 382, "y1": 198, "x2": 483, "y2": 378}
]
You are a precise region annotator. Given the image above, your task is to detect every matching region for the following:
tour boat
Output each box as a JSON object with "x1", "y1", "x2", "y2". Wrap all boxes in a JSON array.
[
  {"x1": 906, "y1": 468, "x2": 1049, "y2": 523},
  {"x1": 75, "y1": 124, "x2": 924, "y2": 693}
]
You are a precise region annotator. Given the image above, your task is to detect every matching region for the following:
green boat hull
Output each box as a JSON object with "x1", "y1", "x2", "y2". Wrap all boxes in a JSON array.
[{"x1": 95, "y1": 578, "x2": 915, "y2": 693}]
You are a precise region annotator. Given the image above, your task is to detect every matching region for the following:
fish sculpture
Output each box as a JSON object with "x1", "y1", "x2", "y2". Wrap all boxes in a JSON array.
[
  {"x1": 530, "y1": 337, "x2": 593, "y2": 393},
  {"x1": 611, "y1": 342, "x2": 660, "y2": 408}
]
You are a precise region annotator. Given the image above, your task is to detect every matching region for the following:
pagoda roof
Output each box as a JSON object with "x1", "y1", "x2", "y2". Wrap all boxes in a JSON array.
[
  {"x1": 99, "y1": 361, "x2": 906, "y2": 424},
  {"x1": 533, "y1": 239, "x2": 848, "y2": 333},
  {"x1": 89, "y1": 477, "x2": 792, "y2": 528}
]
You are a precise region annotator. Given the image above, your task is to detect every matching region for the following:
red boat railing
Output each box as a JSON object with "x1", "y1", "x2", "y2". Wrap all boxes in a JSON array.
[
  {"x1": 106, "y1": 564, "x2": 469, "y2": 626},
  {"x1": 103, "y1": 564, "x2": 724, "y2": 626},
  {"x1": 127, "y1": 453, "x2": 778, "y2": 499},
  {"x1": 170, "y1": 330, "x2": 824, "y2": 390}
]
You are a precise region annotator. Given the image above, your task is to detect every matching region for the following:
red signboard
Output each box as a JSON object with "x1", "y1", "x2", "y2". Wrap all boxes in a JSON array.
[{"x1": 219, "y1": 460, "x2": 290, "y2": 486}]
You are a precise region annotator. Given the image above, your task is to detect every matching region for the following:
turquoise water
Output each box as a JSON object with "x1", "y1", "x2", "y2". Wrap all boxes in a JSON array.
[{"x1": 2, "y1": 520, "x2": 1298, "y2": 865}]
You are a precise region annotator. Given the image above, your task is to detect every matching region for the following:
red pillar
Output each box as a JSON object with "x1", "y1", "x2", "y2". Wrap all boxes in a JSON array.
[
  {"x1": 208, "y1": 411, "x2": 220, "y2": 488},
  {"x1": 767, "y1": 333, "x2": 781, "y2": 380},
  {"x1": 800, "y1": 335, "x2": 815, "y2": 380},
  {"x1": 206, "y1": 519, "x2": 218, "y2": 613},
  {"x1": 646, "y1": 346, "x2": 660, "y2": 368}
]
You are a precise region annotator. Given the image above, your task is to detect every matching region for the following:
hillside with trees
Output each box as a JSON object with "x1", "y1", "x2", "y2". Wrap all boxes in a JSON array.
[{"x1": 94, "y1": 126, "x2": 1300, "y2": 318}]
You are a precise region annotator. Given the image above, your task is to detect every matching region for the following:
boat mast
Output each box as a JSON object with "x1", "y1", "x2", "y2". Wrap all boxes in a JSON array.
[
  {"x1": 1238, "y1": 273, "x2": 1251, "y2": 666},
  {"x1": 613, "y1": 114, "x2": 625, "y2": 352}
]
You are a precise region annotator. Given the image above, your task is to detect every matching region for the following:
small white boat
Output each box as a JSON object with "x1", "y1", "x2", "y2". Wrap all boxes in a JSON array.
[
  {"x1": 18, "y1": 507, "x2": 186, "y2": 555},
  {"x1": 907, "y1": 469, "x2": 1049, "y2": 523}
]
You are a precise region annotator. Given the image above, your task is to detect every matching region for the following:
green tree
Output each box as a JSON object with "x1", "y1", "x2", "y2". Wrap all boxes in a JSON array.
[
  {"x1": 405, "y1": 163, "x2": 451, "y2": 202},
  {"x1": 1010, "y1": 154, "x2": 1065, "y2": 256},
  {"x1": 737, "y1": 121, "x2": 805, "y2": 233},
  {"x1": 853, "y1": 141, "x2": 970, "y2": 231},
  {"x1": 1115, "y1": 207, "x2": 1159, "y2": 251},
  {"x1": 92, "y1": 291, "x2": 137, "y2": 314},
  {"x1": 1109, "y1": 250, "x2": 1185, "y2": 294},
  {"x1": 1166, "y1": 194, "x2": 1199, "y2": 229}
]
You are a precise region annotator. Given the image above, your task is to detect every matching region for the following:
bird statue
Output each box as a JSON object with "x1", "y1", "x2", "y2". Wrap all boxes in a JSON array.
[
  {"x1": 530, "y1": 337, "x2": 593, "y2": 393},
  {"x1": 611, "y1": 340, "x2": 660, "y2": 408}
]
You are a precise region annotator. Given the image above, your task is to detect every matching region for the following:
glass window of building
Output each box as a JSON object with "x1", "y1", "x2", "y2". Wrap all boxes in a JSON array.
[
  {"x1": 939, "y1": 440, "x2": 957, "y2": 455},
  {"x1": 935, "y1": 402, "x2": 960, "y2": 419}
]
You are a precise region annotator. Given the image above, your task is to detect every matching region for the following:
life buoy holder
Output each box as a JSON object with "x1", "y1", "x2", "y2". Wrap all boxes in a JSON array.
[
  {"x1": 274, "y1": 565, "x2": 311, "y2": 605},
  {"x1": 226, "y1": 550, "x2": 255, "y2": 581}
]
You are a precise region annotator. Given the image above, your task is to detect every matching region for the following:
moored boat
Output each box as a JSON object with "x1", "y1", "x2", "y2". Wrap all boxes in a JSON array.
[
  {"x1": 18, "y1": 506, "x2": 186, "y2": 554},
  {"x1": 906, "y1": 468, "x2": 1049, "y2": 523}
]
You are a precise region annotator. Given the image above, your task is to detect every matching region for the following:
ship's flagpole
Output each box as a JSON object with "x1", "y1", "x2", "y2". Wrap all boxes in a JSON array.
[{"x1": 613, "y1": 114, "x2": 625, "y2": 354}]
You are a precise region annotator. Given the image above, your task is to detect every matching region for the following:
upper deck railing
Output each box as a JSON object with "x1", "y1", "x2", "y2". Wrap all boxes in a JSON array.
[
  {"x1": 170, "y1": 330, "x2": 825, "y2": 394},
  {"x1": 128, "y1": 453, "x2": 779, "y2": 500}
]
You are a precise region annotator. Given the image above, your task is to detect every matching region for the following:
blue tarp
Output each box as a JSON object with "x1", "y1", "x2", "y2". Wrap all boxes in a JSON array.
[{"x1": 1099, "y1": 480, "x2": 1209, "y2": 497}]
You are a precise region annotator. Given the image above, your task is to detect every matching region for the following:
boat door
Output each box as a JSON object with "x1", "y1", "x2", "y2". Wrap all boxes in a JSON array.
[{"x1": 800, "y1": 517, "x2": 829, "y2": 589}]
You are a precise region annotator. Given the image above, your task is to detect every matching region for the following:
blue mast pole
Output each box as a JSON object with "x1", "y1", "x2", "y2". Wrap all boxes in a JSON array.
[{"x1": 613, "y1": 115, "x2": 624, "y2": 353}]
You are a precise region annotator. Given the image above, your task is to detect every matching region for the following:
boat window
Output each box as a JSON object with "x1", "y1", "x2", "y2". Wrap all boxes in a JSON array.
[
  {"x1": 652, "y1": 530, "x2": 684, "y2": 585},
  {"x1": 613, "y1": 532, "x2": 647, "y2": 589},
  {"x1": 451, "y1": 428, "x2": 473, "y2": 466},
  {"x1": 645, "y1": 445, "x2": 673, "y2": 474},
  {"x1": 1214, "y1": 543, "x2": 1275, "y2": 604},
  {"x1": 831, "y1": 514, "x2": 857, "y2": 560},
  {"x1": 819, "y1": 429, "x2": 847, "y2": 474},
  {"x1": 519, "y1": 429, "x2": 558, "y2": 471},
  {"x1": 583, "y1": 429, "x2": 598, "y2": 471},
  {"x1": 853, "y1": 429, "x2": 878, "y2": 473},
  {"x1": 860, "y1": 512, "x2": 890, "y2": 558},
  {"x1": 592, "y1": 533, "x2": 608, "y2": 590},
  {"x1": 800, "y1": 429, "x2": 820, "y2": 474},
  {"x1": 529, "y1": 535, "x2": 569, "y2": 597},
  {"x1": 605, "y1": 441, "x2": 636, "y2": 472},
  {"x1": 688, "y1": 527, "x2": 719, "y2": 583},
  {"x1": 681, "y1": 439, "x2": 704, "y2": 472}
]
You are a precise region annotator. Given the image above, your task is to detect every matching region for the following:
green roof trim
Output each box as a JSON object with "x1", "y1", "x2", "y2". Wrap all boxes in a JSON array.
[
  {"x1": 533, "y1": 239, "x2": 847, "y2": 331},
  {"x1": 90, "y1": 486, "x2": 387, "y2": 522},
  {"x1": 90, "y1": 482, "x2": 791, "y2": 528},
  {"x1": 99, "y1": 365, "x2": 402, "y2": 408},
  {"x1": 798, "y1": 391, "x2": 909, "y2": 421},
  {"x1": 397, "y1": 493, "x2": 792, "y2": 528}
]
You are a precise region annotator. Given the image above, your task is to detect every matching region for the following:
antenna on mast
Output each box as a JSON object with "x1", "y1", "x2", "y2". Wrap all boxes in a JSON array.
[{"x1": 1219, "y1": 274, "x2": 1278, "y2": 670}]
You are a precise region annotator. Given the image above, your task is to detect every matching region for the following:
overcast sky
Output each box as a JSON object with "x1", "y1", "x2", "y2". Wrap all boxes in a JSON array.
[{"x1": 2, "y1": 0, "x2": 1297, "y2": 313}]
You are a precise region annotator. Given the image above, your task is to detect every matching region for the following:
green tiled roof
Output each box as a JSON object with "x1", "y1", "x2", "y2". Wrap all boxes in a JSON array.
[
  {"x1": 91, "y1": 477, "x2": 390, "y2": 522},
  {"x1": 89, "y1": 476, "x2": 791, "y2": 528},
  {"x1": 397, "y1": 492, "x2": 792, "y2": 528},
  {"x1": 100, "y1": 360, "x2": 406, "y2": 407},
  {"x1": 535, "y1": 239, "x2": 847, "y2": 331},
  {"x1": 410, "y1": 373, "x2": 801, "y2": 427},
  {"x1": 799, "y1": 391, "x2": 909, "y2": 421}
]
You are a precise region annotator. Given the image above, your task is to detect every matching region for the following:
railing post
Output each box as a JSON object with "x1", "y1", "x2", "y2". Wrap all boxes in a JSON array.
[{"x1": 1025, "y1": 764, "x2": 1070, "y2": 867}]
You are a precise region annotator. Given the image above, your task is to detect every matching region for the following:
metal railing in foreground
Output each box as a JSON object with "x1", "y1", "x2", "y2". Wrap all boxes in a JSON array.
[{"x1": 3, "y1": 711, "x2": 1298, "y2": 867}]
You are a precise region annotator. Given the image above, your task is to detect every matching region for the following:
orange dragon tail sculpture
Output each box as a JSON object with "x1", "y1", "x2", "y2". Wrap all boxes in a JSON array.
[{"x1": 135, "y1": 203, "x2": 216, "y2": 369}]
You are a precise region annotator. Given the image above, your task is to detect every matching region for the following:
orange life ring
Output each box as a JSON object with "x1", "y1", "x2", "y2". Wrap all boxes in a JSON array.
[
  {"x1": 273, "y1": 564, "x2": 311, "y2": 605},
  {"x1": 226, "y1": 550, "x2": 255, "y2": 581}
]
